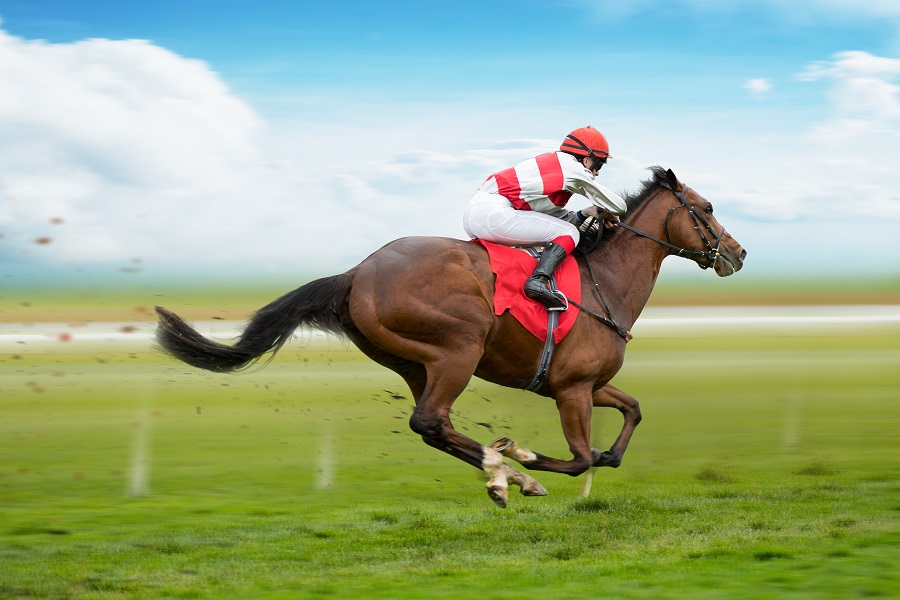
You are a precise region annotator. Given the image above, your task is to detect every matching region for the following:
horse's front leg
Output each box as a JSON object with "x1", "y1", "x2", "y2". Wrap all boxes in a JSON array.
[
  {"x1": 590, "y1": 383, "x2": 642, "y2": 468},
  {"x1": 491, "y1": 385, "x2": 595, "y2": 477}
]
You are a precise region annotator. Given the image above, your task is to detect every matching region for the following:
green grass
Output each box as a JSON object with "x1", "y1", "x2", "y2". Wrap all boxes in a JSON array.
[{"x1": 1, "y1": 323, "x2": 898, "y2": 598}]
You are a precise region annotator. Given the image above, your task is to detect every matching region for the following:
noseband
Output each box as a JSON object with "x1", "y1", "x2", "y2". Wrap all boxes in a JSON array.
[{"x1": 617, "y1": 182, "x2": 724, "y2": 269}]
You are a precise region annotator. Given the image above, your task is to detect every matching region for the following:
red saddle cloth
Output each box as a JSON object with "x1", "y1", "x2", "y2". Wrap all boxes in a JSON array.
[{"x1": 475, "y1": 239, "x2": 581, "y2": 344}]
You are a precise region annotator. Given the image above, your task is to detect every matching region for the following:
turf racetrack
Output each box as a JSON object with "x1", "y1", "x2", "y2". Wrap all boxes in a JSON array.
[{"x1": 1, "y1": 314, "x2": 897, "y2": 598}]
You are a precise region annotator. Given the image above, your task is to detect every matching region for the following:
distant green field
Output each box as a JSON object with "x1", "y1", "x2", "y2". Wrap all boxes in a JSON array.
[
  {"x1": 1, "y1": 313, "x2": 898, "y2": 598},
  {"x1": 1, "y1": 273, "x2": 898, "y2": 324}
]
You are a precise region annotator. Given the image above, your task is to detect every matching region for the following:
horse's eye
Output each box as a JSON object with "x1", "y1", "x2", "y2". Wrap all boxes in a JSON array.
[{"x1": 704, "y1": 204, "x2": 714, "y2": 215}]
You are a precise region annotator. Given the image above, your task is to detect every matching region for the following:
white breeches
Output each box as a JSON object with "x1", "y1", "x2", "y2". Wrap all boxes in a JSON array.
[{"x1": 463, "y1": 192, "x2": 580, "y2": 246}]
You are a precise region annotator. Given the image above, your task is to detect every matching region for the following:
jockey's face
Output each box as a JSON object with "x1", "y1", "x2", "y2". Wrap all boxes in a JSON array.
[{"x1": 582, "y1": 156, "x2": 604, "y2": 176}]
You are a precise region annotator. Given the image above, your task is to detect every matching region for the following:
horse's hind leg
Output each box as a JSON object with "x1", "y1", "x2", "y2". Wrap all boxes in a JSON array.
[
  {"x1": 408, "y1": 357, "x2": 496, "y2": 469},
  {"x1": 350, "y1": 333, "x2": 524, "y2": 503},
  {"x1": 346, "y1": 330, "x2": 428, "y2": 400},
  {"x1": 350, "y1": 327, "x2": 543, "y2": 506},
  {"x1": 422, "y1": 437, "x2": 544, "y2": 508},
  {"x1": 408, "y1": 356, "x2": 548, "y2": 507},
  {"x1": 481, "y1": 461, "x2": 547, "y2": 507}
]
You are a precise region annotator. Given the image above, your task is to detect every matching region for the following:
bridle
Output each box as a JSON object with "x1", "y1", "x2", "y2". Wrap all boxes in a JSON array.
[
  {"x1": 616, "y1": 181, "x2": 725, "y2": 270},
  {"x1": 568, "y1": 181, "x2": 726, "y2": 342}
]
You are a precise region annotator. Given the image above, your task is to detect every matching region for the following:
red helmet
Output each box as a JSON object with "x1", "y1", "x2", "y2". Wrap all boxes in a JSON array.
[{"x1": 560, "y1": 126, "x2": 612, "y2": 160}]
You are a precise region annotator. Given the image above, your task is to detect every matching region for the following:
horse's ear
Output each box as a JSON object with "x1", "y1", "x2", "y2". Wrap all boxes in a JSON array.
[{"x1": 665, "y1": 168, "x2": 681, "y2": 189}]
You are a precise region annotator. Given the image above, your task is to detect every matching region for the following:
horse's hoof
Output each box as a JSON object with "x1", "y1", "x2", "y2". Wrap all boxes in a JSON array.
[
  {"x1": 487, "y1": 486, "x2": 508, "y2": 508},
  {"x1": 490, "y1": 437, "x2": 516, "y2": 455},
  {"x1": 520, "y1": 482, "x2": 548, "y2": 497},
  {"x1": 592, "y1": 449, "x2": 622, "y2": 468}
]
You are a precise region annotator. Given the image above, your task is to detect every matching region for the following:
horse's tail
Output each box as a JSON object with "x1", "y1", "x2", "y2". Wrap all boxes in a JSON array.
[{"x1": 155, "y1": 274, "x2": 353, "y2": 373}]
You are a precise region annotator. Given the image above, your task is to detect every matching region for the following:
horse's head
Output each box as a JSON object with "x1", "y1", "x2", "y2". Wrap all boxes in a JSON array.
[{"x1": 654, "y1": 168, "x2": 746, "y2": 277}]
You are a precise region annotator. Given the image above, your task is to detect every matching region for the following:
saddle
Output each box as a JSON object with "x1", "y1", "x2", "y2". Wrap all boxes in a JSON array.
[
  {"x1": 475, "y1": 239, "x2": 582, "y2": 344},
  {"x1": 475, "y1": 217, "x2": 603, "y2": 390}
]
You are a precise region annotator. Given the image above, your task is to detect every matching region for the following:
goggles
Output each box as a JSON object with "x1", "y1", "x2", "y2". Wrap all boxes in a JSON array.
[{"x1": 590, "y1": 156, "x2": 607, "y2": 172}]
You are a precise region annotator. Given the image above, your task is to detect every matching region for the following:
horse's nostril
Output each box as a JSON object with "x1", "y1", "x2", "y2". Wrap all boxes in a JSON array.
[{"x1": 740, "y1": 249, "x2": 747, "y2": 261}]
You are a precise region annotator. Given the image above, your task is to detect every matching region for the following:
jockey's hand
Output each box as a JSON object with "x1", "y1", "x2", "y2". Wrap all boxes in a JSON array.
[
  {"x1": 601, "y1": 210, "x2": 621, "y2": 229},
  {"x1": 581, "y1": 205, "x2": 620, "y2": 228},
  {"x1": 580, "y1": 205, "x2": 603, "y2": 220}
]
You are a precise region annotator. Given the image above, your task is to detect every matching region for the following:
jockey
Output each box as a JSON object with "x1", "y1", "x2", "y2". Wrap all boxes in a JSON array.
[{"x1": 463, "y1": 126, "x2": 627, "y2": 309}]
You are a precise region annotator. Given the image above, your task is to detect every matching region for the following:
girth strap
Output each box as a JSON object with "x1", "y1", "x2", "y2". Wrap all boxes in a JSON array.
[
  {"x1": 526, "y1": 309, "x2": 558, "y2": 392},
  {"x1": 524, "y1": 248, "x2": 562, "y2": 392}
]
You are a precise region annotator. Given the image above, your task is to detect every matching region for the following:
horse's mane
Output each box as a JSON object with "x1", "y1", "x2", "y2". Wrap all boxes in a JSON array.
[{"x1": 587, "y1": 165, "x2": 668, "y2": 256}]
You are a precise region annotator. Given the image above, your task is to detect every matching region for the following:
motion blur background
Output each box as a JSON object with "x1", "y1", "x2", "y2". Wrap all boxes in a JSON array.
[{"x1": 1, "y1": 3, "x2": 897, "y2": 597}]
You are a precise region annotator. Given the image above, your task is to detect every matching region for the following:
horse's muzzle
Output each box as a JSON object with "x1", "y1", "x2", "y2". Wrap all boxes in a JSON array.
[{"x1": 714, "y1": 237, "x2": 746, "y2": 277}]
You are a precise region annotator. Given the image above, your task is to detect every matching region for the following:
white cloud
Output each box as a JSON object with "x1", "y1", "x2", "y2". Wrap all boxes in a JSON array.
[
  {"x1": 0, "y1": 28, "x2": 334, "y2": 273},
  {"x1": 798, "y1": 51, "x2": 900, "y2": 120},
  {"x1": 793, "y1": 53, "x2": 900, "y2": 229},
  {"x1": 744, "y1": 78, "x2": 772, "y2": 96},
  {"x1": 696, "y1": 51, "x2": 900, "y2": 231}
]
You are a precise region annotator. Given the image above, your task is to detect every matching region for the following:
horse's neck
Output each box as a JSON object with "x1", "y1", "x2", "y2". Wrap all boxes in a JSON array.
[{"x1": 585, "y1": 201, "x2": 670, "y2": 329}]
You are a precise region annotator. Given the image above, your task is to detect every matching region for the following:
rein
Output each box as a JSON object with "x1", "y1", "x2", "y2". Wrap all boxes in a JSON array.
[
  {"x1": 570, "y1": 181, "x2": 725, "y2": 342},
  {"x1": 568, "y1": 261, "x2": 632, "y2": 342},
  {"x1": 617, "y1": 182, "x2": 724, "y2": 270}
]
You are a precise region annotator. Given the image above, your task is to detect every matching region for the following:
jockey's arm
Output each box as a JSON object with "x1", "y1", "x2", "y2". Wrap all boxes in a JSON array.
[
  {"x1": 565, "y1": 170, "x2": 627, "y2": 215},
  {"x1": 554, "y1": 204, "x2": 619, "y2": 232}
]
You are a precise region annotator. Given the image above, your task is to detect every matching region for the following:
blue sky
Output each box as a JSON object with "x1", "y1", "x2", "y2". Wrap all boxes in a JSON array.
[{"x1": 1, "y1": 1, "x2": 899, "y2": 285}]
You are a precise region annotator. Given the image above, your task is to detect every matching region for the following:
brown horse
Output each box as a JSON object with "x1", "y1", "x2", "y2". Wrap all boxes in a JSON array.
[{"x1": 155, "y1": 166, "x2": 746, "y2": 507}]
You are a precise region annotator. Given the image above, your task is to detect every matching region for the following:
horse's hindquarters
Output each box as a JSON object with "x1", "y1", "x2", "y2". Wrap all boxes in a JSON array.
[{"x1": 346, "y1": 237, "x2": 497, "y2": 367}]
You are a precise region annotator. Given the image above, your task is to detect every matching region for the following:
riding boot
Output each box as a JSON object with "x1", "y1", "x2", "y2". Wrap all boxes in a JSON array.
[{"x1": 524, "y1": 243, "x2": 568, "y2": 309}]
